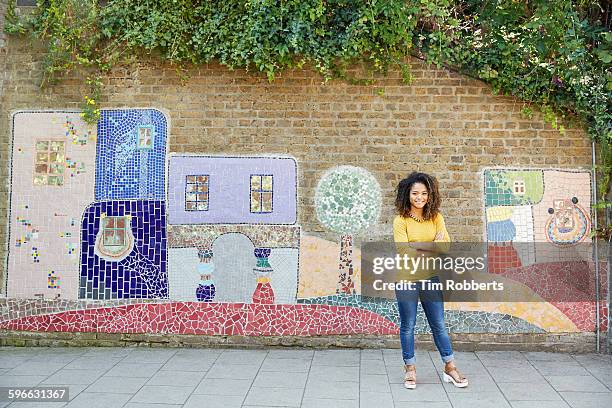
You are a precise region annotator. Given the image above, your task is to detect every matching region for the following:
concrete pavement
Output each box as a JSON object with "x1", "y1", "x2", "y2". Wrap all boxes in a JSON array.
[{"x1": 0, "y1": 346, "x2": 611, "y2": 407}]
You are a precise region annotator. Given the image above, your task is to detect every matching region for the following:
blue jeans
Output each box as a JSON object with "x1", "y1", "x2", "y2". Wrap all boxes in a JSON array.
[{"x1": 395, "y1": 276, "x2": 454, "y2": 365}]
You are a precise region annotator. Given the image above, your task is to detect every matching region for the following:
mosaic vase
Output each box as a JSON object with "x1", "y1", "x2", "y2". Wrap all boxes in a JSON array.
[
  {"x1": 196, "y1": 258, "x2": 215, "y2": 302},
  {"x1": 196, "y1": 281, "x2": 216, "y2": 302},
  {"x1": 252, "y1": 247, "x2": 275, "y2": 304},
  {"x1": 252, "y1": 280, "x2": 274, "y2": 304}
]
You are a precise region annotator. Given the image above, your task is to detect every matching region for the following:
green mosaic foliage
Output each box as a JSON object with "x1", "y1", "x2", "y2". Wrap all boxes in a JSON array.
[
  {"x1": 485, "y1": 170, "x2": 544, "y2": 207},
  {"x1": 315, "y1": 166, "x2": 382, "y2": 235}
]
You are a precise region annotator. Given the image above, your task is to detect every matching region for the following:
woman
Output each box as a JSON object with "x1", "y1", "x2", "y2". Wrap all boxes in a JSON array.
[{"x1": 393, "y1": 172, "x2": 468, "y2": 389}]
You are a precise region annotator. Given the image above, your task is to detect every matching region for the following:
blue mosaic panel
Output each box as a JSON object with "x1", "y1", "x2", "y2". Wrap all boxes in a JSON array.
[
  {"x1": 95, "y1": 109, "x2": 167, "y2": 200},
  {"x1": 486, "y1": 219, "x2": 517, "y2": 242},
  {"x1": 79, "y1": 200, "x2": 168, "y2": 299}
]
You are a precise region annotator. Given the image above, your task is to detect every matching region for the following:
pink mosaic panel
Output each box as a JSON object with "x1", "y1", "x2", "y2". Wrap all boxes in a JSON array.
[
  {"x1": 8, "y1": 112, "x2": 96, "y2": 299},
  {"x1": 533, "y1": 170, "x2": 591, "y2": 251},
  {"x1": 0, "y1": 302, "x2": 399, "y2": 336}
]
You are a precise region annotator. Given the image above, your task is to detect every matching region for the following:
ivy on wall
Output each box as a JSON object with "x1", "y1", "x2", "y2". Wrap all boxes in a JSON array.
[{"x1": 4, "y1": 0, "x2": 611, "y2": 204}]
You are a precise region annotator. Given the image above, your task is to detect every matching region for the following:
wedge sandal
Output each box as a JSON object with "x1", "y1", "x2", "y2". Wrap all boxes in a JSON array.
[
  {"x1": 442, "y1": 366, "x2": 468, "y2": 388},
  {"x1": 404, "y1": 364, "x2": 416, "y2": 389}
]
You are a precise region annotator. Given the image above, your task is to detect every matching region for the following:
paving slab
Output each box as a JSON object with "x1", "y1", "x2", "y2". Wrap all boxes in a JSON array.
[
  {"x1": 359, "y1": 391, "x2": 394, "y2": 408},
  {"x1": 559, "y1": 391, "x2": 612, "y2": 408},
  {"x1": 308, "y1": 365, "x2": 359, "y2": 382},
  {"x1": 252, "y1": 371, "x2": 308, "y2": 389},
  {"x1": 303, "y1": 379, "x2": 358, "y2": 400},
  {"x1": 498, "y1": 382, "x2": 563, "y2": 401},
  {"x1": 63, "y1": 392, "x2": 132, "y2": 408},
  {"x1": 300, "y1": 398, "x2": 358, "y2": 408},
  {"x1": 260, "y1": 358, "x2": 311, "y2": 373},
  {"x1": 183, "y1": 394, "x2": 244, "y2": 408},
  {"x1": 193, "y1": 378, "x2": 253, "y2": 396},
  {"x1": 103, "y1": 362, "x2": 163, "y2": 378},
  {"x1": 360, "y1": 359, "x2": 387, "y2": 375},
  {"x1": 487, "y1": 366, "x2": 548, "y2": 383},
  {"x1": 360, "y1": 374, "x2": 391, "y2": 393},
  {"x1": 129, "y1": 385, "x2": 195, "y2": 405},
  {"x1": 8, "y1": 362, "x2": 67, "y2": 376},
  {"x1": 530, "y1": 361, "x2": 591, "y2": 376},
  {"x1": 510, "y1": 401, "x2": 571, "y2": 408},
  {"x1": 146, "y1": 370, "x2": 206, "y2": 387},
  {"x1": 243, "y1": 387, "x2": 303, "y2": 407},
  {"x1": 204, "y1": 363, "x2": 261, "y2": 380},
  {"x1": 390, "y1": 382, "x2": 449, "y2": 402},
  {"x1": 447, "y1": 391, "x2": 511, "y2": 408},
  {"x1": 85, "y1": 376, "x2": 148, "y2": 394},
  {"x1": 41, "y1": 369, "x2": 106, "y2": 385},
  {"x1": 546, "y1": 375, "x2": 610, "y2": 393}
]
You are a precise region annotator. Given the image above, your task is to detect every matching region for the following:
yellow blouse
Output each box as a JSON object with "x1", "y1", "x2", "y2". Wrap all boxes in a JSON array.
[
  {"x1": 393, "y1": 213, "x2": 450, "y2": 243},
  {"x1": 392, "y1": 213, "x2": 451, "y2": 281}
]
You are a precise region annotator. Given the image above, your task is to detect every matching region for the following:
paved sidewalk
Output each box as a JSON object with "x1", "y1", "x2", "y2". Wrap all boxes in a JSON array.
[{"x1": 0, "y1": 346, "x2": 611, "y2": 408}]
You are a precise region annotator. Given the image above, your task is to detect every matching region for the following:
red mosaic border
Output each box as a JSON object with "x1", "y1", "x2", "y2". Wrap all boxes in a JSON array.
[{"x1": 0, "y1": 302, "x2": 400, "y2": 336}]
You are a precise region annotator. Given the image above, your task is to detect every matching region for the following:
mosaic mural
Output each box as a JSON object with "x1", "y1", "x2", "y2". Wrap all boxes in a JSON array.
[{"x1": 2, "y1": 112, "x2": 606, "y2": 338}]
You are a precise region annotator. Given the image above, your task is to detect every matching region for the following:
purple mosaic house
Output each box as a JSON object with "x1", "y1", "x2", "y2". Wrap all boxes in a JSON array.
[{"x1": 167, "y1": 155, "x2": 297, "y2": 225}]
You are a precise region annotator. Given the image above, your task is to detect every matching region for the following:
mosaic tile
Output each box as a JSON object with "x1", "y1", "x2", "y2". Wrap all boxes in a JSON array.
[
  {"x1": 486, "y1": 219, "x2": 516, "y2": 242},
  {"x1": 489, "y1": 260, "x2": 608, "y2": 331},
  {"x1": 208, "y1": 232, "x2": 256, "y2": 303},
  {"x1": 95, "y1": 109, "x2": 168, "y2": 200},
  {"x1": 509, "y1": 205, "x2": 536, "y2": 265},
  {"x1": 167, "y1": 247, "x2": 201, "y2": 301},
  {"x1": 268, "y1": 248, "x2": 299, "y2": 304},
  {"x1": 185, "y1": 175, "x2": 210, "y2": 211},
  {"x1": 168, "y1": 224, "x2": 300, "y2": 249},
  {"x1": 167, "y1": 247, "x2": 299, "y2": 304},
  {"x1": 298, "y1": 235, "x2": 362, "y2": 299},
  {"x1": 79, "y1": 200, "x2": 167, "y2": 299},
  {"x1": 484, "y1": 170, "x2": 544, "y2": 207},
  {"x1": 167, "y1": 155, "x2": 297, "y2": 225},
  {"x1": 297, "y1": 294, "x2": 545, "y2": 333},
  {"x1": 337, "y1": 234, "x2": 356, "y2": 294},
  {"x1": 7, "y1": 111, "x2": 97, "y2": 299}
]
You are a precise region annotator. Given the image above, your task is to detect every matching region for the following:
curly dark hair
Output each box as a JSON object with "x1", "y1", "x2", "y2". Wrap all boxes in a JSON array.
[{"x1": 395, "y1": 172, "x2": 441, "y2": 221}]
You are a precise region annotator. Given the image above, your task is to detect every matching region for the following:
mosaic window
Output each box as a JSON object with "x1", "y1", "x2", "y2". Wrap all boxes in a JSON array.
[
  {"x1": 95, "y1": 214, "x2": 134, "y2": 260},
  {"x1": 185, "y1": 175, "x2": 210, "y2": 211},
  {"x1": 34, "y1": 140, "x2": 65, "y2": 186},
  {"x1": 513, "y1": 180, "x2": 525, "y2": 195},
  {"x1": 137, "y1": 125, "x2": 154, "y2": 150},
  {"x1": 250, "y1": 175, "x2": 273, "y2": 213}
]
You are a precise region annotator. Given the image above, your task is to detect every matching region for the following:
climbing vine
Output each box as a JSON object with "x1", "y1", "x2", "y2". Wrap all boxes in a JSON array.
[{"x1": 5, "y1": 0, "x2": 612, "y2": 204}]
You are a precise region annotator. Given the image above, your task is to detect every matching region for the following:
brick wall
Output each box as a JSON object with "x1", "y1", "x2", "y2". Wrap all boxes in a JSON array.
[
  {"x1": 0, "y1": 0, "x2": 7, "y2": 48},
  {"x1": 0, "y1": 35, "x2": 593, "y2": 289}
]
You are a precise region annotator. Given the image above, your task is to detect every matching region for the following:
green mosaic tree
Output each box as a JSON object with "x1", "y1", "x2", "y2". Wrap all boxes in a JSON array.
[{"x1": 315, "y1": 166, "x2": 382, "y2": 294}]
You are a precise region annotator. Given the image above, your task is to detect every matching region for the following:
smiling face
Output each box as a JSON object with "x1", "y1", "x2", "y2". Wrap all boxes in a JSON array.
[{"x1": 410, "y1": 182, "x2": 429, "y2": 210}]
